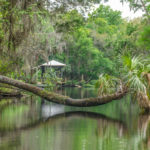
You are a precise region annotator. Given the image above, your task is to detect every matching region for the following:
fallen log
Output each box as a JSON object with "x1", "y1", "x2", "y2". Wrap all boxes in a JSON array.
[{"x1": 0, "y1": 75, "x2": 127, "y2": 107}]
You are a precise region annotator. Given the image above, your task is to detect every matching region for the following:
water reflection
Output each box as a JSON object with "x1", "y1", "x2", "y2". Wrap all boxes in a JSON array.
[
  {"x1": 56, "y1": 87, "x2": 97, "y2": 99},
  {"x1": 0, "y1": 96, "x2": 150, "y2": 150},
  {"x1": 41, "y1": 99, "x2": 65, "y2": 119}
]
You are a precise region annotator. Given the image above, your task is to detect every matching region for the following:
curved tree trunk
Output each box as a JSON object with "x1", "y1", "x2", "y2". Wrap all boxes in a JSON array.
[{"x1": 0, "y1": 75, "x2": 127, "y2": 107}]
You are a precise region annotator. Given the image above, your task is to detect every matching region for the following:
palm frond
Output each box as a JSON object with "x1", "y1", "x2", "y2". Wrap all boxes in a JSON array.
[
  {"x1": 95, "y1": 74, "x2": 120, "y2": 96},
  {"x1": 122, "y1": 55, "x2": 150, "y2": 95}
]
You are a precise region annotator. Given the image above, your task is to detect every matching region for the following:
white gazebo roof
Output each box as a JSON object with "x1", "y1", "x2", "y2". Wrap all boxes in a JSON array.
[{"x1": 41, "y1": 60, "x2": 66, "y2": 67}]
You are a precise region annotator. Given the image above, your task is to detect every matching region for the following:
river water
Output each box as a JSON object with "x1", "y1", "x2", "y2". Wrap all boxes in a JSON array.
[{"x1": 0, "y1": 87, "x2": 150, "y2": 150}]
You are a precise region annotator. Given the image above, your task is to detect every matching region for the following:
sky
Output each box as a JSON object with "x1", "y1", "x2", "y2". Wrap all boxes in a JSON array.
[
  {"x1": 101, "y1": 0, "x2": 144, "y2": 19},
  {"x1": 48, "y1": 0, "x2": 144, "y2": 19}
]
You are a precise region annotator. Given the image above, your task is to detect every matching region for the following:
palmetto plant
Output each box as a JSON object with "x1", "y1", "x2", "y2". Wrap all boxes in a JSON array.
[
  {"x1": 122, "y1": 55, "x2": 148, "y2": 94},
  {"x1": 96, "y1": 55, "x2": 150, "y2": 99},
  {"x1": 95, "y1": 74, "x2": 121, "y2": 96}
]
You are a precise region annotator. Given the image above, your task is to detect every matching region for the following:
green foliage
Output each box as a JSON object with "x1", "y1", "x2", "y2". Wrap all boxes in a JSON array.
[
  {"x1": 0, "y1": 0, "x2": 51, "y2": 78},
  {"x1": 138, "y1": 25, "x2": 150, "y2": 50},
  {"x1": 95, "y1": 74, "x2": 120, "y2": 96},
  {"x1": 55, "y1": 10, "x2": 84, "y2": 33},
  {"x1": 43, "y1": 69, "x2": 62, "y2": 86},
  {"x1": 121, "y1": 55, "x2": 150, "y2": 94},
  {"x1": 59, "y1": 26, "x2": 115, "y2": 80},
  {"x1": 90, "y1": 5, "x2": 122, "y2": 26},
  {"x1": 126, "y1": 22, "x2": 138, "y2": 36},
  {"x1": 1, "y1": 0, "x2": 150, "y2": 87},
  {"x1": 0, "y1": 59, "x2": 14, "y2": 75},
  {"x1": 95, "y1": 55, "x2": 150, "y2": 99},
  {"x1": 66, "y1": 27, "x2": 101, "y2": 78},
  {"x1": 87, "y1": 5, "x2": 123, "y2": 36},
  {"x1": 104, "y1": 19, "x2": 142, "y2": 58}
]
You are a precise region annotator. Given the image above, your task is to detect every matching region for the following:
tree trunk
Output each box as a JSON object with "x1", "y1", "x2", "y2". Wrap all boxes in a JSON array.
[
  {"x1": 0, "y1": 75, "x2": 127, "y2": 107},
  {"x1": 137, "y1": 92, "x2": 150, "y2": 111}
]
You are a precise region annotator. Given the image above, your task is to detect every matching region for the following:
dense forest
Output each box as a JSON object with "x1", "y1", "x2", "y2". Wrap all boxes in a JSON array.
[{"x1": 0, "y1": 0, "x2": 150, "y2": 110}]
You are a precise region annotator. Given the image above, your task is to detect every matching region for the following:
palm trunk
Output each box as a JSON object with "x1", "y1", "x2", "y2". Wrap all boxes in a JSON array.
[
  {"x1": 0, "y1": 75, "x2": 127, "y2": 107},
  {"x1": 138, "y1": 92, "x2": 150, "y2": 111}
]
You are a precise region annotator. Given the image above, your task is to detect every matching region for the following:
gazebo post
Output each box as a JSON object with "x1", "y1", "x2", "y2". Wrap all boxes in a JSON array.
[
  {"x1": 41, "y1": 66, "x2": 45, "y2": 83},
  {"x1": 61, "y1": 67, "x2": 63, "y2": 78},
  {"x1": 36, "y1": 67, "x2": 38, "y2": 82}
]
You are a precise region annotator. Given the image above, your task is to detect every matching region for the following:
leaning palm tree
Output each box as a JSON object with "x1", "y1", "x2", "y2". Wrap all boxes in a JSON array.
[
  {"x1": 122, "y1": 56, "x2": 147, "y2": 93},
  {"x1": 123, "y1": 56, "x2": 150, "y2": 110},
  {"x1": 96, "y1": 55, "x2": 150, "y2": 111}
]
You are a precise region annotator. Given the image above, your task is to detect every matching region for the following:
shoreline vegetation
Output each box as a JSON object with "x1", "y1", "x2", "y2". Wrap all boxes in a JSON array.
[{"x1": 0, "y1": 0, "x2": 150, "y2": 111}]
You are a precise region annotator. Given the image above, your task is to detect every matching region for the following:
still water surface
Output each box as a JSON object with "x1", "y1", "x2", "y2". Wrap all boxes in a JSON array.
[{"x1": 0, "y1": 88, "x2": 150, "y2": 150}]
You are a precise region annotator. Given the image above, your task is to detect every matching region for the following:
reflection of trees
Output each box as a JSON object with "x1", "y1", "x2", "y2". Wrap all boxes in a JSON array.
[
  {"x1": 0, "y1": 111, "x2": 127, "y2": 150},
  {"x1": 137, "y1": 114, "x2": 150, "y2": 149},
  {"x1": 0, "y1": 111, "x2": 126, "y2": 137},
  {"x1": 43, "y1": 112, "x2": 150, "y2": 150},
  {"x1": 95, "y1": 113, "x2": 150, "y2": 150},
  {"x1": 96, "y1": 117, "x2": 126, "y2": 137},
  {"x1": 1, "y1": 110, "x2": 150, "y2": 138},
  {"x1": 56, "y1": 87, "x2": 97, "y2": 99},
  {"x1": 0, "y1": 97, "x2": 41, "y2": 136},
  {"x1": 1, "y1": 109, "x2": 150, "y2": 150},
  {"x1": 0, "y1": 97, "x2": 21, "y2": 112}
]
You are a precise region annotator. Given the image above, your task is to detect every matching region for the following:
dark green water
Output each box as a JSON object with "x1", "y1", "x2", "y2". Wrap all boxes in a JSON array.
[{"x1": 0, "y1": 87, "x2": 150, "y2": 150}]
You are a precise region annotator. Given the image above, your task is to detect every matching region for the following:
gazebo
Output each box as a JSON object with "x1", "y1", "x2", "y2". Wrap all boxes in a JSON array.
[
  {"x1": 40, "y1": 60, "x2": 66, "y2": 78},
  {"x1": 40, "y1": 60, "x2": 66, "y2": 67}
]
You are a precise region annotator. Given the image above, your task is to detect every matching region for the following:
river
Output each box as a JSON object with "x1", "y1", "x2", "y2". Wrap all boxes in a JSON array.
[{"x1": 0, "y1": 87, "x2": 149, "y2": 150}]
